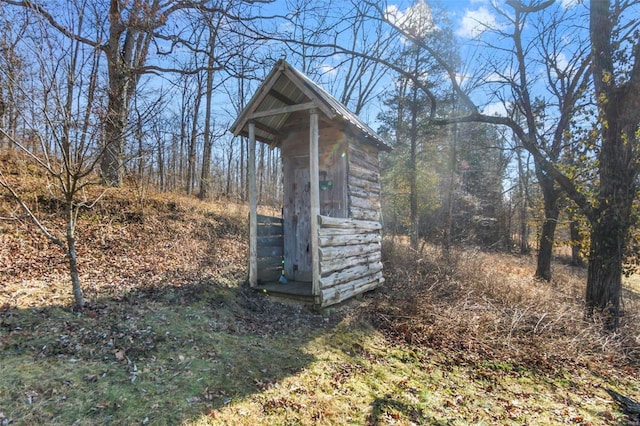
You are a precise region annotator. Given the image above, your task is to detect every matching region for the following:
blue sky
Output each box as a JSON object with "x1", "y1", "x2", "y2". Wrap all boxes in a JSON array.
[
  {"x1": 211, "y1": 0, "x2": 589, "y2": 141},
  {"x1": 252, "y1": 0, "x2": 547, "y2": 119}
]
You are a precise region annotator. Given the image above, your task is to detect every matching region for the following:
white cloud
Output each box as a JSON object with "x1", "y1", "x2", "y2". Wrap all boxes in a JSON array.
[
  {"x1": 385, "y1": 1, "x2": 435, "y2": 37},
  {"x1": 555, "y1": 52, "x2": 569, "y2": 70},
  {"x1": 454, "y1": 71, "x2": 467, "y2": 86},
  {"x1": 482, "y1": 71, "x2": 511, "y2": 84},
  {"x1": 549, "y1": 52, "x2": 578, "y2": 80},
  {"x1": 320, "y1": 64, "x2": 337, "y2": 76},
  {"x1": 482, "y1": 101, "x2": 508, "y2": 117},
  {"x1": 560, "y1": 0, "x2": 580, "y2": 9},
  {"x1": 456, "y1": 6, "x2": 499, "y2": 39},
  {"x1": 384, "y1": 4, "x2": 402, "y2": 23}
]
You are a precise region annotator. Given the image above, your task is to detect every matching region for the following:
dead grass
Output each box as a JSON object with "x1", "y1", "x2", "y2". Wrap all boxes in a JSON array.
[
  {"x1": 1, "y1": 170, "x2": 640, "y2": 424},
  {"x1": 369, "y1": 240, "x2": 640, "y2": 369},
  {"x1": 1, "y1": 185, "x2": 248, "y2": 307}
]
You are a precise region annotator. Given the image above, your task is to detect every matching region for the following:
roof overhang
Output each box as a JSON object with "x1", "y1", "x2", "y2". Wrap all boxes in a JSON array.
[{"x1": 229, "y1": 60, "x2": 391, "y2": 152}]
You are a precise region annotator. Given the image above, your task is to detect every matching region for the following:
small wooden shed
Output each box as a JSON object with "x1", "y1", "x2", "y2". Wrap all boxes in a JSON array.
[{"x1": 229, "y1": 60, "x2": 391, "y2": 307}]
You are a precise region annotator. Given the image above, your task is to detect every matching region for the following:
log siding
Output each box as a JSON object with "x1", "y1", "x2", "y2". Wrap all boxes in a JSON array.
[
  {"x1": 347, "y1": 138, "x2": 382, "y2": 222},
  {"x1": 317, "y1": 215, "x2": 384, "y2": 306}
]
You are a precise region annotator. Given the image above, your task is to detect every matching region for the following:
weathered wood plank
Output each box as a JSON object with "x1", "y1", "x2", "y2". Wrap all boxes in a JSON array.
[
  {"x1": 249, "y1": 102, "x2": 316, "y2": 120},
  {"x1": 320, "y1": 252, "x2": 382, "y2": 275},
  {"x1": 258, "y1": 257, "x2": 283, "y2": 269},
  {"x1": 319, "y1": 241, "x2": 381, "y2": 261},
  {"x1": 318, "y1": 226, "x2": 377, "y2": 236},
  {"x1": 349, "y1": 206, "x2": 380, "y2": 221},
  {"x1": 321, "y1": 279, "x2": 382, "y2": 307},
  {"x1": 348, "y1": 185, "x2": 380, "y2": 200},
  {"x1": 348, "y1": 175, "x2": 381, "y2": 193},
  {"x1": 257, "y1": 214, "x2": 282, "y2": 224},
  {"x1": 349, "y1": 163, "x2": 379, "y2": 183},
  {"x1": 310, "y1": 110, "x2": 321, "y2": 301},
  {"x1": 318, "y1": 215, "x2": 382, "y2": 230},
  {"x1": 321, "y1": 270, "x2": 383, "y2": 294},
  {"x1": 350, "y1": 194, "x2": 379, "y2": 210},
  {"x1": 349, "y1": 139, "x2": 379, "y2": 160},
  {"x1": 249, "y1": 122, "x2": 257, "y2": 287},
  {"x1": 281, "y1": 128, "x2": 308, "y2": 157},
  {"x1": 258, "y1": 245, "x2": 283, "y2": 258},
  {"x1": 257, "y1": 235, "x2": 284, "y2": 247},
  {"x1": 349, "y1": 155, "x2": 380, "y2": 175},
  {"x1": 322, "y1": 282, "x2": 373, "y2": 306},
  {"x1": 257, "y1": 268, "x2": 283, "y2": 282},
  {"x1": 349, "y1": 152, "x2": 379, "y2": 173},
  {"x1": 320, "y1": 272, "x2": 383, "y2": 306},
  {"x1": 319, "y1": 261, "x2": 383, "y2": 288},
  {"x1": 318, "y1": 232, "x2": 381, "y2": 247},
  {"x1": 258, "y1": 224, "x2": 283, "y2": 237}
]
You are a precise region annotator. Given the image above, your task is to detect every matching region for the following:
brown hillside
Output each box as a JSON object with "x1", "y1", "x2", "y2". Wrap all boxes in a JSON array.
[
  {"x1": 2, "y1": 154, "x2": 640, "y2": 424},
  {"x1": 1, "y1": 175, "x2": 248, "y2": 307}
]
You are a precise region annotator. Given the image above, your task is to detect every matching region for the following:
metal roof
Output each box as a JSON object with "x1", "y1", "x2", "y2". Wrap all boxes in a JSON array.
[{"x1": 229, "y1": 60, "x2": 391, "y2": 152}]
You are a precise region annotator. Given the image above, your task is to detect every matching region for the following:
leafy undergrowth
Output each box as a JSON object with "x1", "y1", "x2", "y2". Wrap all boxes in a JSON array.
[{"x1": 1, "y1": 181, "x2": 640, "y2": 425}]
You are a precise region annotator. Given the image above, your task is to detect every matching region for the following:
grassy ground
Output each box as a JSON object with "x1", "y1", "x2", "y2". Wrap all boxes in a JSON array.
[{"x1": 1, "y1": 182, "x2": 640, "y2": 425}]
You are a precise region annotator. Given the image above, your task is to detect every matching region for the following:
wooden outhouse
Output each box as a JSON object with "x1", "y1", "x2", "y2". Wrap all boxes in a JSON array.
[{"x1": 230, "y1": 60, "x2": 391, "y2": 307}]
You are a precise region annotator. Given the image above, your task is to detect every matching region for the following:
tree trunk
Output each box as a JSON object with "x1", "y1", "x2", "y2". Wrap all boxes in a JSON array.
[
  {"x1": 585, "y1": 120, "x2": 636, "y2": 322},
  {"x1": 586, "y1": 214, "x2": 625, "y2": 327},
  {"x1": 443, "y1": 120, "x2": 458, "y2": 255},
  {"x1": 535, "y1": 171, "x2": 559, "y2": 281},
  {"x1": 225, "y1": 142, "x2": 233, "y2": 197},
  {"x1": 186, "y1": 90, "x2": 202, "y2": 195},
  {"x1": 198, "y1": 30, "x2": 216, "y2": 200},
  {"x1": 584, "y1": 0, "x2": 640, "y2": 326},
  {"x1": 569, "y1": 216, "x2": 584, "y2": 267},
  {"x1": 516, "y1": 149, "x2": 531, "y2": 254},
  {"x1": 101, "y1": 21, "x2": 130, "y2": 187},
  {"x1": 409, "y1": 87, "x2": 419, "y2": 250},
  {"x1": 65, "y1": 205, "x2": 84, "y2": 308},
  {"x1": 136, "y1": 112, "x2": 144, "y2": 178},
  {"x1": 157, "y1": 138, "x2": 165, "y2": 191},
  {"x1": 101, "y1": 86, "x2": 127, "y2": 186},
  {"x1": 519, "y1": 208, "x2": 530, "y2": 254}
]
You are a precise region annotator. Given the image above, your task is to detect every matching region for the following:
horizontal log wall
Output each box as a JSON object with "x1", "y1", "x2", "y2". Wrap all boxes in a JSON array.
[
  {"x1": 317, "y1": 215, "x2": 384, "y2": 307},
  {"x1": 347, "y1": 140, "x2": 382, "y2": 221},
  {"x1": 256, "y1": 214, "x2": 284, "y2": 282}
]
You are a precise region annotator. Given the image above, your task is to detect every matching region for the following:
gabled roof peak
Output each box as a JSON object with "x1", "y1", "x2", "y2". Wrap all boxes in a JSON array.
[{"x1": 229, "y1": 60, "x2": 390, "y2": 152}]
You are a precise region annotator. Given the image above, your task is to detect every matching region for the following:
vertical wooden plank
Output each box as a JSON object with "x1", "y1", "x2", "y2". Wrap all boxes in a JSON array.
[
  {"x1": 248, "y1": 121, "x2": 258, "y2": 287},
  {"x1": 282, "y1": 155, "x2": 295, "y2": 278},
  {"x1": 309, "y1": 109, "x2": 321, "y2": 302},
  {"x1": 294, "y1": 167, "x2": 312, "y2": 280}
]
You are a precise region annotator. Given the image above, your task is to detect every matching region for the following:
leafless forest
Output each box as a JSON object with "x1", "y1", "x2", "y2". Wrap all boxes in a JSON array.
[{"x1": 1, "y1": 0, "x2": 639, "y2": 319}]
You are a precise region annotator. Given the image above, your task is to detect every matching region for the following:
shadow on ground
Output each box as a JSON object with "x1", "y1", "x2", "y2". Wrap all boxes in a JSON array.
[{"x1": 0, "y1": 278, "x2": 344, "y2": 424}]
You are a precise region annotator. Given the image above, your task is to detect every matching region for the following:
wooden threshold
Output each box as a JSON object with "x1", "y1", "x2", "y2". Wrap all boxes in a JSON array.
[{"x1": 254, "y1": 280, "x2": 315, "y2": 303}]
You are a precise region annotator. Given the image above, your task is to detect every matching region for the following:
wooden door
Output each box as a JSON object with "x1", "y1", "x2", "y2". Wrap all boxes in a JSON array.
[{"x1": 292, "y1": 167, "x2": 312, "y2": 281}]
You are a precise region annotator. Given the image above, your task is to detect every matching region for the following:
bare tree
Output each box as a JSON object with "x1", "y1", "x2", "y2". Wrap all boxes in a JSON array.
[
  {"x1": 198, "y1": 22, "x2": 217, "y2": 200},
  {"x1": 0, "y1": 9, "x2": 106, "y2": 308},
  {"x1": 359, "y1": 1, "x2": 589, "y2": 277},
  {"x1": 0, "y1": 6, "x2": 29, "y2": 150},
  {"x1": 377, "y1": 0, "x2": 640, "y2": 324},
  {"x1": 326, "y1": 1, "x2": 394, "y2": 116},
  {"x1": 585, "y1": 0, "x2": 640, "y2": 324},
  {"x1": 515, "y1": 148, "x2": 533, "y2": 254},
  {"x1": 186, "y1": 74, "x2": 204, "y2": 195},
  {"x1": 3, "y1": 0, "x2": 272, "y2": 187}
]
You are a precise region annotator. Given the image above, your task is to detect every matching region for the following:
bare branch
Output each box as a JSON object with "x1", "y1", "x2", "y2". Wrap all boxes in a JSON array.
[
  {"x1": 2, "y1": 0, "x2": 102, "y2": 49},
  {"x1": 0, "y1": 170, "x2": 64, "y2": 247}
]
